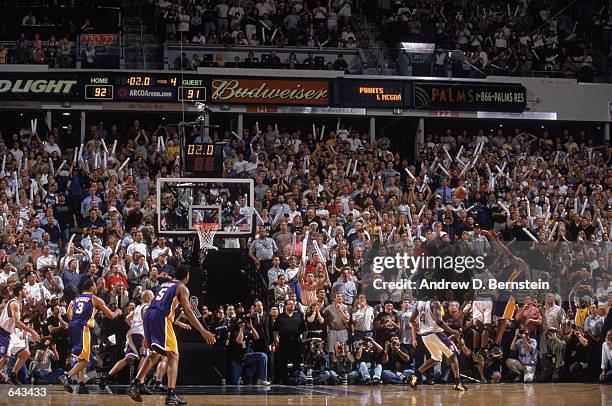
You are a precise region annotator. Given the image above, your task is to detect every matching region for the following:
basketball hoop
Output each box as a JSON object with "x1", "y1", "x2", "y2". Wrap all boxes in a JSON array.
[{"x1": 193, "y1": 223, "x2": 219, "y2": 255}]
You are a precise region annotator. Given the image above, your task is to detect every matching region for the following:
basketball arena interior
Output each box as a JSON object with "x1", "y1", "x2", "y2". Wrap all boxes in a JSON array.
[{"x1": 0, "y1": 0, "x2": 611, "y2": 405}]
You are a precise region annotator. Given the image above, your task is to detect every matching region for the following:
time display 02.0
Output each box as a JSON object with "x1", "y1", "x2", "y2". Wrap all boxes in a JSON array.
[{"x1": 184, "y1": 143, "x2": 223, "y2": 175}]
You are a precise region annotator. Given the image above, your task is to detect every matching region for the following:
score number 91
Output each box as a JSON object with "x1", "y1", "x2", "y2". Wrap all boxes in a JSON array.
[{"x1": 179, "y1": 86, "x2": 206, "y2": 101}]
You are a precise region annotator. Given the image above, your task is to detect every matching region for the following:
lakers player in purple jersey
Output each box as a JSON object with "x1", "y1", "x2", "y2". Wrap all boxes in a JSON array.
[
  {"x1": 127, "y1": 264, "x2": 215, "y2": 405},
  {"x1": 0, "y1": 283, "x2": 41, "y2": 384},
  {"x1": 59, "y1": 279, "x2": 122, "y2": 394},
  {"x1": 480, "y1": 230, "x2": 528, "y2": 345}
]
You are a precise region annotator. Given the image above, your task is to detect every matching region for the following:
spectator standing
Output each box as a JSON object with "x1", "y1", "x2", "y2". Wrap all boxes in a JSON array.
[
  {"x1": 323, "y1": 292, "x2": 350, "y2": 352},
  {"x1": 249, "y1": 227, "x2": 278, "y2": 286},
  {"x1": 272, "y1": 299, "x2": 306, "y2": 384}
]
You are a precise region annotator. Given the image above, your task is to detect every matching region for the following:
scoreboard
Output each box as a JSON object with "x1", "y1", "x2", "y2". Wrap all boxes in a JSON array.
[
  {"x1": 338, "y1": 79, "x2": 404, "y2": 108},
  {"x1": 85, "y1": 73, "x2": 207, "y2": 102},
  {"x1": 0, "y1": 71, "x2": 527, "y2": 112},
  {"x1": 184, "y1": 143, "x2": 223, "y2": 176}
]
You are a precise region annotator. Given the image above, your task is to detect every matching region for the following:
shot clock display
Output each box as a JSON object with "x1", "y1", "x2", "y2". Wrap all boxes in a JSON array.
[{"x1": 184, "y1": 143, "x2": 223, "y2": 175}]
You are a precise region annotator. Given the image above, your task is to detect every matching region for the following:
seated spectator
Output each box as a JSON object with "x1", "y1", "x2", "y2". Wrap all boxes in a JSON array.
[
  {"x1": 31, "y1": 339, "x2": 64, "y2": 384},
  {"x1": 57, "y1": 37, "x2": 72, "y2": 68},
  {"x1": 355, "y1": 337, "x2": 383, "y2": 384},
  {"x1": 192, "y1": 31, "x2": 207, "y2": 44},
  {"x1": 82, "y1": 42, "x2": 96, "y2": 68},
  {"x1": 245, "y1": 51, "x2": 259, "y2": 63},
  {"x1": 22, "y1": 12, "x2": 36, "y2": 26},
  {"x1": 381, "y1": 336, "x2": 414, "y2": 384},
  {"x1": 0, "y1": 44, "x2": 7, "y2": 64},
  {"x1": 561, "y1": 56, "x2": 577, "y2": 78}
]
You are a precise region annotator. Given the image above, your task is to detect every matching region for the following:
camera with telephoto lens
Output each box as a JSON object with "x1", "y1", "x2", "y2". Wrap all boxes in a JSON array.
[
  {"x1": 356, "y1": 337, "x2": 372, "y2": 347},
  {"x1": 303, "y1": 338, "x2": 326, "y2": 385},
  {"x1": 335, "y1": 341, "x2": 352, "y2": 385},
  {"x1": 36, "y1": 336, "x2": 53, "y2": 350}
]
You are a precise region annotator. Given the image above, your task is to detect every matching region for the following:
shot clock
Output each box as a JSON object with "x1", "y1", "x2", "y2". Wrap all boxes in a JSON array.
[{"x1": 184, "y1": 143, "x2": 223, "y2": 176}]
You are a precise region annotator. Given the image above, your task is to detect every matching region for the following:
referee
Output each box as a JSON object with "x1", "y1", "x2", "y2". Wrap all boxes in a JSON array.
[{"x1": 249, "y1": 227, "x2": 278, "y2": 286}]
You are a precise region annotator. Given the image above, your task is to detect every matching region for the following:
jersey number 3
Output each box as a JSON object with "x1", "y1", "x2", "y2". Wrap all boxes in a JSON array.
[{"x1": 75, "y1": 302, "x2": 85, "y2": 315}]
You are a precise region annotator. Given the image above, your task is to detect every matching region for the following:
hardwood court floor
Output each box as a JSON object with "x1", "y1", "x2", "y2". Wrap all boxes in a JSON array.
[{"x1": 0, "y1": 384, "x2": 609, "y2": 406}]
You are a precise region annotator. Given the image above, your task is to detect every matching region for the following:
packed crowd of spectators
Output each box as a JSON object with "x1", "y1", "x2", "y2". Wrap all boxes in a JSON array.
[
  {"x1": 154, "y1": 0, "x2": 358, "y2": 49},
  {"x1": 0, "y1": 3, "x2": 119, "y2": 67},
  {"x1": 1, "y1": 33, "x2": 75, "y2": 67},
  {"x1": 374, "y1": 0, "x2": 612, "y2": 80},
  {"x1": 0, "y1": 114, "x2": 611, "y2": 387},
  {"x1": 172, "y1": 49, "x2": 352, "y2": 71}
]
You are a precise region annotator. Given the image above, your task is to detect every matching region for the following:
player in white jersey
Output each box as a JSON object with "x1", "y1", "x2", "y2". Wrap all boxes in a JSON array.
[
  {"x1": 470, "y1": 266, "x2": 497, "y2": 354},
  {"x1": 99, "y1": 290, "x2": 154, "y2": 391},
  {"x1": 409, "y1": 299, "x2": 466, "y2": 391},
  {"x1": 0, "y1": 283, "x2": 41, "y2": 384}
]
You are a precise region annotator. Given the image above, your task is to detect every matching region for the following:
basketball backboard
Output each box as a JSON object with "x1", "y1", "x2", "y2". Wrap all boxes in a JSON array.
[{"x1": 156, "y1": 177, "x2": 255, "y2": 238}]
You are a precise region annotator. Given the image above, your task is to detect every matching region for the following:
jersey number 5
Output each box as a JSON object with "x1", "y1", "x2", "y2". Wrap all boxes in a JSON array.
[{"x1": 156, "y1": 288, "x2": 168, "y2": 301}]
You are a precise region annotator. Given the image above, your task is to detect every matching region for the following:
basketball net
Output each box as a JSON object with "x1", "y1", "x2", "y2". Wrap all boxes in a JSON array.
[{"x1": 193, "y1": 223, "x2": 219, "y2": 261}]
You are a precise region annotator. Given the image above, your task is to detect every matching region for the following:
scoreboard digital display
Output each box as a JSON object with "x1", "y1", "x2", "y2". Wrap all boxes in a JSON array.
[
  {"x1": 83, "y1": 73, "x2": 208, "y2": 102},
  {"x1": 184, "y1": 143, "x2": 223, "y2": 175},
  {"x1": 338, "y1": 80, "x2": 404, "y2": 108},
  {"x1": 85, "y1": 84, "x2": 113, "y2": 100},
  {"x1": 0, "y1": 72, "x2": 527, "y2": 113}
]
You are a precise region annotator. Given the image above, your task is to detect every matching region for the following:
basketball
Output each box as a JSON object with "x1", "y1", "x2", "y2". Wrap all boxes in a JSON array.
[{"x1": 454, "y1": 186, "x2": 468, "y2": 200}]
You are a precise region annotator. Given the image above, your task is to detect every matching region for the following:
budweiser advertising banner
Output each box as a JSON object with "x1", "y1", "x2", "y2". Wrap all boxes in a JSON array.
[{"x1": 211, "y1": 78, "x2": 329, "y2": 106}]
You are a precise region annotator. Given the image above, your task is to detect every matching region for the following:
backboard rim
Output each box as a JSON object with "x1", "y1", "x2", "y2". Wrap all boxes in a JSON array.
[{"x1": 156, "y1": 176, "x2": 256, "y2": 238}]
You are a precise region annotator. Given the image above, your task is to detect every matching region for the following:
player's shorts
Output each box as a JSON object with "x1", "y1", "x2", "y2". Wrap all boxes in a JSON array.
[
  {"x1": 472, "y1": 300, "x2": 493, "y2": 324},
  {"x1": 125, "y1": 333, "x2": 146, "y2": 359},
  {"x1": 69, "y1": 324, "x2": 92, "y2": 362},
  {"x1": 144, "y1": 308, "x2": 178, "y2": 355},
  {"x1": 421, "y1": 332, "x2": 457, "y2": 362},
  {"x1": 0, "y1": 329, "x2": 10, "y2": 358},
  {"x1": 493, "y1": 296, "x2": 516, "y2": 320}
]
